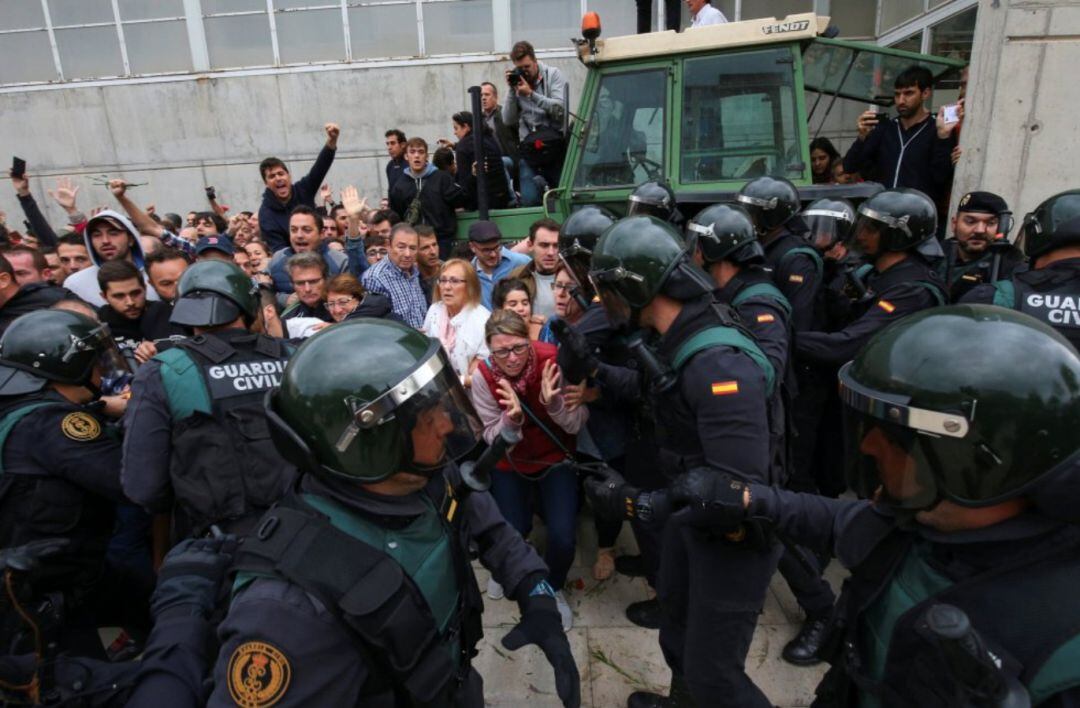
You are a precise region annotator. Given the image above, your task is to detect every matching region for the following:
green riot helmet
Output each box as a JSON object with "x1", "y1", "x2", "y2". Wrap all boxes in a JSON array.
[
  {"x1": 735, "y1": 177, "x2": 800, "y2": 236},
  {"x1": 839, "y1": 304, "x2": 1080, "y2": 523},
  {"x1": 685, "y1": 203, "x2": 763, "y2": 266},
  {"x1": 801, "y1": 198, "x2": 856, "y2": 252},
  {"x1": 0, "y1": 310, "x2": 131, "y2": 396},
  {"x1": 170, "y1": 259, "x2": 259, "y2": 328},
  {"x1": 851, "y1": 188, "x2": 937, "y2": 259},
  {"x1": 627, "y1": 180, "x2": 679, "y2": 222},
  {"x1": 265, "y1": 319, "x2": 482, "y2": 483},
  {"x1": 1016, "y1": 189, "x2": 1080, "y2": 259},
  {"x1": 589, "y1": 215, "x2": 714, "y2": 329},
  {"x1": 559, "y1": 205, "x2": 617, "y2": 295}
]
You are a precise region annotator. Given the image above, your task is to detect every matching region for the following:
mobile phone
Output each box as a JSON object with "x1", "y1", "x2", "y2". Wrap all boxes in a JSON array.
[
  {"x1": 11, "y1": 157, "x2": 26, "y2": 179},
  {"x1": 941, "y1": 103, "x2": 961, "y2": 124}
]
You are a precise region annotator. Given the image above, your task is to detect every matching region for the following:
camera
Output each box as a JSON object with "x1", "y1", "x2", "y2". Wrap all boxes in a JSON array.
[{"x1": 507, "y1": 67, "x2": 526, "y2": 88}]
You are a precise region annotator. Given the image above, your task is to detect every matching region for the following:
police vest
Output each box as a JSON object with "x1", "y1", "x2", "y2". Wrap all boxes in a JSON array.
[
  {"x1": 0, "y1": 399, "x2": 115, "y2": 651},
  {"x1": 816, "y1": 514, "x2": 1080, "y2": 707},
  {"x1": 994, "y1": 270, "x2": 1080, "y2": 351},
  {"x1": 232, "y1": 481, "x2": 483, "y2": 705},
  {"x1": 155, "y1": 333, "x2": 296, "y2": 536}
]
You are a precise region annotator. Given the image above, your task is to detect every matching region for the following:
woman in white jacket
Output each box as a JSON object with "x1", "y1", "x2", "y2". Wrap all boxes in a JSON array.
[{"x1": 422, "y1": 258, "x2": 490, "y2": 384}]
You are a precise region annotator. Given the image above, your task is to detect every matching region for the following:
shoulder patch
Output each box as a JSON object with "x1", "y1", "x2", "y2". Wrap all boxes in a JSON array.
[
  {"x1": 61, "y1": 412, "x2": 101, "y2": 441},
  {"x1": 876, "y1": 299, "x2": 896, "y2": 314},
  {"x1": 788, "y1": 274, "x2": 805, "y2": 284},
  {"x1": 756, "y1": 313, "x2": 775, "y2": 324},
  {"x1": 228, "y1": 640, "x2": 292, "y2": 707},
  {"x1": 711, "y1": 380, "x2": 739, "y2": 396}
]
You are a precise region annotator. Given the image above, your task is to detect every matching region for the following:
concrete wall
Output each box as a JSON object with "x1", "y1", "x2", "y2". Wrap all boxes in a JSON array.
[
  {"x1": 0, "y1": 55, "x2": 586, "y2": 231},
  {"x1": 951, "y1": 0, "x2": 1080, "y2": 221}
]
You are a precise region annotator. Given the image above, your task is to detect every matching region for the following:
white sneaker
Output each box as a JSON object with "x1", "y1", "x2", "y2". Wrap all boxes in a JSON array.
[
  {"x1": 487, "y1": 578, "x2": 504, "y2": 600},
  {"x1": 555, "y1": 590, "x2": 573, "y2": 631}
]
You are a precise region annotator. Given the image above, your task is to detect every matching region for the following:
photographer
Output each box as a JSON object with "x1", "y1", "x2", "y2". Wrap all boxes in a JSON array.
[{"x1": 502, "y1": 41, "x2": 567, "y2": 207}]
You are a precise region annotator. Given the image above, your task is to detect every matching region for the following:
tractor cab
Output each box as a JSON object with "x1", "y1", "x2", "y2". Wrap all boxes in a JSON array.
[{"x1": 455, "y1": 12, "x2": 965, "y2": 240}]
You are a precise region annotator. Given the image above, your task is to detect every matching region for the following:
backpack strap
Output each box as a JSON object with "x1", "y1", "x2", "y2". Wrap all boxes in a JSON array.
[
  {"x1": 671, "y1": 326, "x2": 776, "y2": 396},
  {"x1": 909, "y1": 279, "x2": 948, "y2": 307},
  {"x1": 0, "y1": 401, "x2": 63, "y2": 475},
  {"x1": 155, "y1": 347, "x2": 212, "y2": 420},
  {"x1": 993, "y1": 279, "x2": 1019, "y2": 309},
  {"x1": 778, "y1": 245, "x2": 824, "y2": 283},
  {"x1": 732, "y1": 281, "x2": 792, "y2": 317},
  {"x1": 232, "y1": 497, "x2": 461, "y2": 704}
]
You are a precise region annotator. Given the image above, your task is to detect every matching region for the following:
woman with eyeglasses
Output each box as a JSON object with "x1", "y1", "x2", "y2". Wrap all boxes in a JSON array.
[
  {"x1": 421, "y1": 259, "x2": 491, "y2": 383},
  {"x1": 325, "y1": 273, "x2": 398, "y2": 324},
  {"x1": 470, "y1": 309, "x2": 587, "y2": 631},
  {"x1": 492, "y1": 277, "x2": 545, "y2": 340},
  {"x1": 537, "y1": 263, "x2": 586, "y2": 343}
]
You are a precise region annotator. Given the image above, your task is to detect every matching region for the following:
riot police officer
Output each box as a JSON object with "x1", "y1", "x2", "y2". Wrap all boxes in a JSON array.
[
  {"x1": 687, "y1": 203, "x2": 838, "y2": 667},
  {"x1": 736, "y1": 176, "x2": 820, "y2": 331},
  {"x1": 962, "y1": 189, "x2": 1080, "y2": 350},
  {"x1": 583, "y1": 215, "x2": 778, "y2": 707},
  {"x1": 122, "y1": 260, "x2": 297, "y2": 538},
  {"x1": 650, "y1": 305, "x2": 1080, "y2": 705},
  {"x1": 627, "y1": 180, "x2": 681, "y2": 225},
  {"x1": 940, "y1": 191, "x2": 1024, "y2": 301},
  {"x1": 795, "y1": 188, "x2": 945, "y2": 368},
  {"x1": 208, "y1": 319, "x2": 579, "y2": 706},
  {"x1": 0, "y1": 310, "x2": 147, "y2": 658}
]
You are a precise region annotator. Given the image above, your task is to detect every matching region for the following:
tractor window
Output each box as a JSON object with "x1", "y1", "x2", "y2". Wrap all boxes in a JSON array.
[
  {"x1": 680, "y1": 47, "x2": 803, "y2": 183},
  {"x1": 573, "y1": 69, "x2": 667, "y2": 189}
]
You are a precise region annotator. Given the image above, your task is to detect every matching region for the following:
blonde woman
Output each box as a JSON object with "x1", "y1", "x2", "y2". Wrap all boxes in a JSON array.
[{"x1": 422, "y1": 258, "x2": 490, "y2": 383}]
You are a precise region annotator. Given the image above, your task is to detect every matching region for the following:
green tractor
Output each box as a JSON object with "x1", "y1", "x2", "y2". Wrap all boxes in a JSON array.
[{"x1": 454, "y1": 11, "x2": 965, "y2": 241}]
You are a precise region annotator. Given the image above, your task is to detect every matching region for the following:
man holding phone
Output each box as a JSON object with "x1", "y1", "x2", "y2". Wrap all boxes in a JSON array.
[{"x1": 842, "y1": 66, "x2": 958, "y2": 220}]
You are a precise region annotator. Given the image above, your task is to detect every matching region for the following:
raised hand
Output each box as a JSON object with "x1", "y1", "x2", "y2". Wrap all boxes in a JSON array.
[
  {"x1": 539, "y1": 359, "x2": 562, "y2": 406},
  {"x1": 496, "y1": 378, "x2": 523, "y2": 424},
  {"x1": 108, "y1": 178, "x2": 127, "y2": 199},
  {"x1": 325, "y1": 122, "x2": 340, "y2": 149},
  {"x1": 48, "y1": 177, "x2": 81, "y2": 214},
  {"x1": 341, "y1": 185, "x2": 367, "y2": 218}
]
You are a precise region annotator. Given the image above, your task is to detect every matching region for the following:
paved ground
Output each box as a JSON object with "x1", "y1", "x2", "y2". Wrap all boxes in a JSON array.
[{"x1": 472, "y1": 515, "x2": 845, "y2": 707}]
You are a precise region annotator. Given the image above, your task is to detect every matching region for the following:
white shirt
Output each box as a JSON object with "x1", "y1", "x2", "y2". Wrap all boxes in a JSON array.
[
  {"x1": 690, "y1": 3, "x2": 728, "y2": 28},
  {"x1": 422, "y1": 302, "x2": 491, "y2": 381},
  {"x1": 531, "y1": 271, "x2": 557, "y2": 319}
]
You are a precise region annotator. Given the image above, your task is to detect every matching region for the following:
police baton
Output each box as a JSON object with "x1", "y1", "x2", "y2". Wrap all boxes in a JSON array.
[
  {"x1": 458, "y1": 427, "x2": 523, "y2": 495},
  {"x1": 917, "y1": 603, "x2": 1030, "y2": 708}
]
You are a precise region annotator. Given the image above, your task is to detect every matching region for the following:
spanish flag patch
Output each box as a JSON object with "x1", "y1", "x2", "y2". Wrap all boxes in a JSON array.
[
  {"x1": 788, "y1": 274, "x2": 805, "y2": 284},
  {"x1": 877, "y1": 300, "x2": 896, "y2": 313},
  {"x1": 756, "y1": 313, "x2": 775, "y2": 324},
  {"x1": 711, "y1": 381, "x2": 739, "y2": 396}
]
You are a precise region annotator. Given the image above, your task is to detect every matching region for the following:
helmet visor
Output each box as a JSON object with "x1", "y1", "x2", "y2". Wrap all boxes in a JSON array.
[
  {"x1": 590, "y1": 279, "x2": 633, "y2": 329},
  {"x1": 62, "y1": 323, "x2": 132, "y2": 390},
  {"x1": 627, "y1": 199, "x2": 668, "y2": 219},
  {"x1": 802, "y1": 208, "x2": 853, "y2": 251},
  {"x1": 337, "y1": 349, "x2": 482, "y2": 474}
]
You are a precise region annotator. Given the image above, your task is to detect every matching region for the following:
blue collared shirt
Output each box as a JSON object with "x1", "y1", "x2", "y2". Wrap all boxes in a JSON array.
[
  {"x1": 361, "y1": 257, "x2": 428, "y2": 329},
  {"x1": 473, "y1": 247, "x2": 532, "y2": 310}
]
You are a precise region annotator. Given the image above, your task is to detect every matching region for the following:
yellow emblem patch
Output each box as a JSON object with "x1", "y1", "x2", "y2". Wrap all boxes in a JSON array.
[
  {"x1": 788, "y1": 274, "x2": 805, "y2": 284},
  {"x1": 756, "y1": 313, "x2": 775, "y2": 324},
  {"x1": 61, "y1": 412, "x2": 101, "y2": 441},
  {"x1": 227, "y1": 641, "x2": 291, "y2": 707},
  {"x1": 877, "y1": 300, "x2": 896, "y2": 314}
]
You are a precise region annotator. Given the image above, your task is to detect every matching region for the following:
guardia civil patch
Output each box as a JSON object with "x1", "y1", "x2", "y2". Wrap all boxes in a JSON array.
[
  {"x1": 61, "y1": 412, "x2": 101, "y2": 441},
  {"x1": 227, "y1": 640, "x2": 291, "y2": 707}
]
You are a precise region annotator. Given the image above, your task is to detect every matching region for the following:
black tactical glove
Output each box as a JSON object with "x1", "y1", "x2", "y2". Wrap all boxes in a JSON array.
[
  {"x1": 502, "y1": 579, "x2": 581, "y2": 708},
  {"x1": 669, "y1": 468, "x2": 750, "y2": 528},
  {"x1": 583, "y1": 466, "x2": 640, "y2": 521},
  {"x1": 150, "y1": 535, "x2": 238, "y2": 620},
  {"x1": 552, "y1": 319, "x2": 598, "y2": 383}
]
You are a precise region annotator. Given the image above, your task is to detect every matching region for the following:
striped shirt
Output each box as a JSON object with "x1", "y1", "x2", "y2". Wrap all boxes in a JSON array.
[{"x1": 361, "y1": 257, "x2": 428, "y2": 329}]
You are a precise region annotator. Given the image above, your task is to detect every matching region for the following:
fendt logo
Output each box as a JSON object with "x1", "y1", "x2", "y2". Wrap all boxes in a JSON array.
[{"x1": 762, "y1": 20, "x2": 811, "y2": 35}]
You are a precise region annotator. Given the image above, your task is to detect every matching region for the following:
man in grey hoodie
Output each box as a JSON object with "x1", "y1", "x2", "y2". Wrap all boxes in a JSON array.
[{"x1": 63, "y1": 210, "x2": 159, "y2": 307}]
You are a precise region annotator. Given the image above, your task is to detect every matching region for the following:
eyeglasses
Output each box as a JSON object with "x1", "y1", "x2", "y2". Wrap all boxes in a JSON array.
[
  {"x1": 474, "y1": 244, "x2": 501, "y2": 255},
  {"x1": 326, "y1": 297, "x2": 357, "y2": 309},
  {"x1": 438, "y1": 276, "x2": 466, "y2": 285},
  {"x1": 552, "y1": 281, "x2": 575, "y2": 293},
  {"x1": 366, "y1": 248, "x2": 388, "y2": 258},
  {"x1": 490, "y1": 343, "x2": 530, "y2": 360}
]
